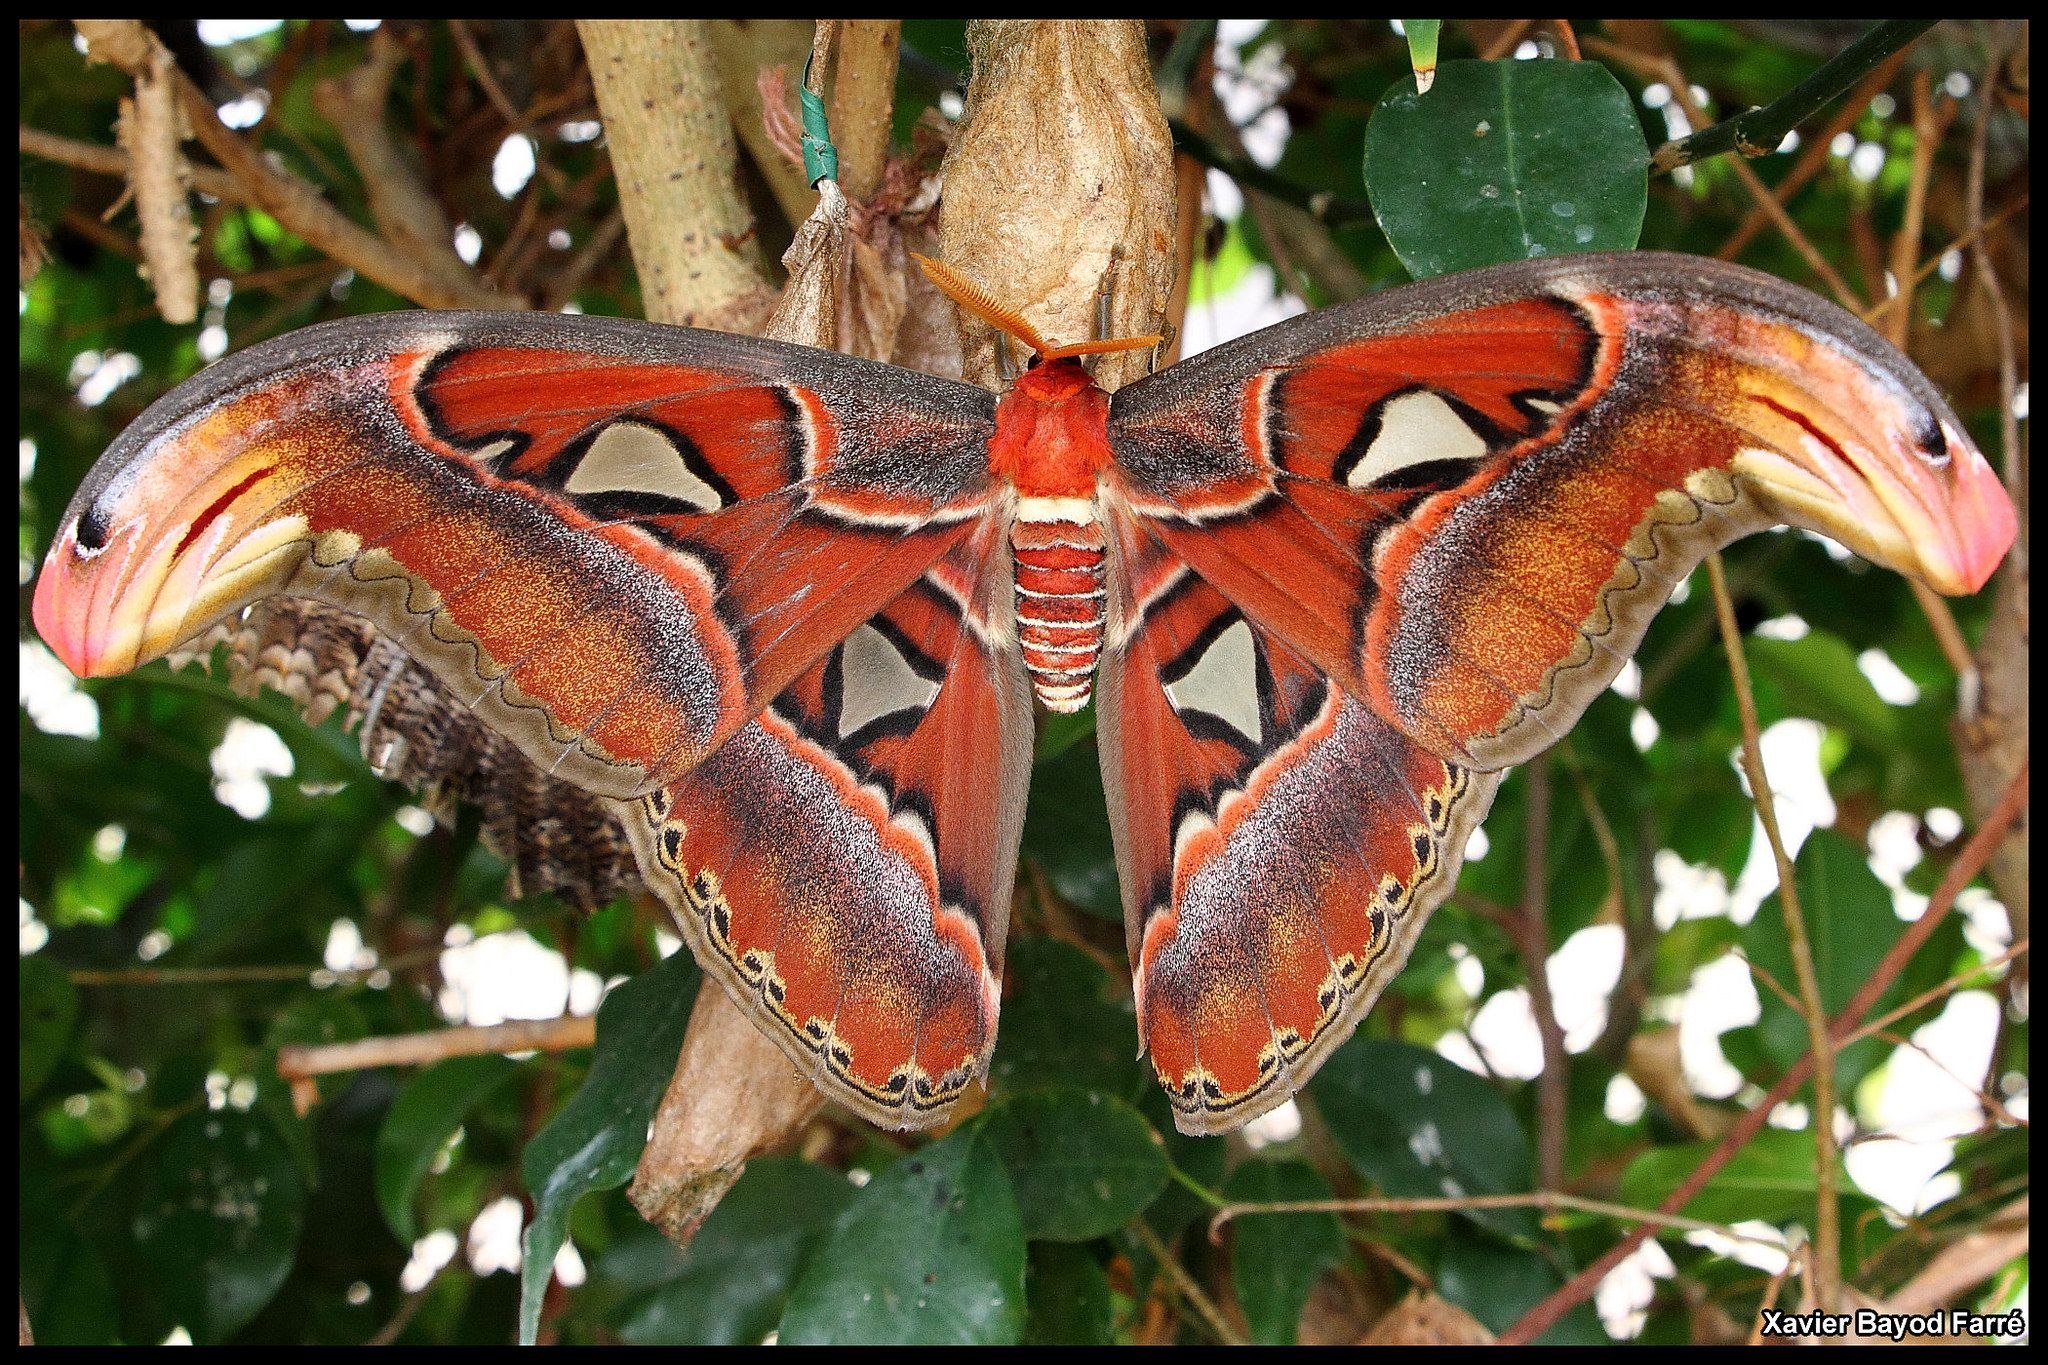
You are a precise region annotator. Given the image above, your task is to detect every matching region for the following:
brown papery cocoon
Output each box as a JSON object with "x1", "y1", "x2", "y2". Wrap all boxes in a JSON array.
[{"x1": 940, "y1": 21, "x2": 1180, "y2": 392}]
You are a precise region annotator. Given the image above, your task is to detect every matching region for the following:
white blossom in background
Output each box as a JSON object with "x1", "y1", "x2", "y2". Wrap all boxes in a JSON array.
[{"x1": 210, "y1": 718, "x2": 294, "y2": 819}]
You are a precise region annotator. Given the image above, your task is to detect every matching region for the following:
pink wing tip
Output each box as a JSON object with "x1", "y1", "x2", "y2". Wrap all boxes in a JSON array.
[
  {"x1": 1945, "y1": 435, "x2": 2018, "y2": 595},
  {"x1": 30, "y1": 536, "x2": 91, "y2": 676}
]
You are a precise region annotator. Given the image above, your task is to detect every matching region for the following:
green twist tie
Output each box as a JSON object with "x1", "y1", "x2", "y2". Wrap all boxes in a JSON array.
[{"x1": 799, "y1": 53, "x2": 839, "y2": 186}]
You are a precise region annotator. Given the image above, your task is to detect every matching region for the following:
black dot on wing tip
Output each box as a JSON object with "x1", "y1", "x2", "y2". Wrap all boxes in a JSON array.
[{"x1": 76, "y1": 501, "x2": 111, "y2": 551}]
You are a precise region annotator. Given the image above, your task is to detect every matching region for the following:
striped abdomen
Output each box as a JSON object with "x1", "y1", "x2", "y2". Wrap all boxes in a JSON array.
[{"x1": 1012, "y1": 505, "x2": 1106, "y2": 712}]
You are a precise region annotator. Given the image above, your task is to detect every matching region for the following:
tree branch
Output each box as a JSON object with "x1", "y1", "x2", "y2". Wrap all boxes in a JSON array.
[
  {"x1": 276, "y1": 1015, "x2": 596, "y2": 1079},
  {"x1": 1707, "y1": 551, "x2": 1840, "y2": 1312},
  {"x1": 1650, "y1": 20, "x2": 1938, "y2": 172},
  {"x1": 576, "y1": 19, "x2": 773, "y2": 330}
]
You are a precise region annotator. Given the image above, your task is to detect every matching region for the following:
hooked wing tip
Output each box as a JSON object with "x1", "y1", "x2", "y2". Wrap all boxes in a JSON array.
[
  {"x1": 1934, "y1": 433, "x2": 2019, "y2": 595},
  {"x1": 1734, "y1": 415, "x2": 2016, "y2": 599}
]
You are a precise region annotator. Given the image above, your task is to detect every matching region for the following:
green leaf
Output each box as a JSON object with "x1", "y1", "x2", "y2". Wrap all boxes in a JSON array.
[
  {"x1": 983, "y1": 1089, "x2": 1169, "y2": 1241},
  {"x1": 1740, "y1": 829, "x2": 1903, "y2": 1094},
  {"x1": 988, "y1": 937, "x2": 1145, "y2": 1102},
  {"x1": 1620, "y1": 1127, "x2": 1853, "y2": 1228},
  {"x1": 1437, "y1": 1226, "x2": 1609, "y2": 1343},
  {"x1": 1364, "y1": 57, "x2": 1648, "y2": 276},
  {"x1": 1224, "y1": 1159, "x2": 1344, "y2": 1345},
  {"x1": 122, "y1": 1109, "x2": 306, "y2": 1342},
  {"x1": 19, "y1": 953, "x2": 79, "y2": 1101},
  {"x1": 19, "y1": 1178, "x2": 120, "y2": 1344},
  {"x1": 1652, "y1": 915, "x2": 1740, "y2": 995},
  {"x1": 780, "y1": 1124, "x2": 1027, "y2": 1344},
  {"x1": 1745, "y1": 630, "x2": 1902, "y2": 748},
  {"x1": 374, "y1": 1053, "x2": 518, "y2": 1245},
  {"x1": 1023, "y1": 1241, "x2": 1114, "y2": 1345},
  {"x1": 1022, "y1": 742, "x2": 1122, "y2": 919},
  {"x1": 518, "y1": 948, "x2": 701, "y2": 1346},
  {"x1": 620, "y1": 1156, "x2": 854, "y2": 1345},
  {"x1": 1311, "y1": 1038, "x2": 1537, "y2": 1241}
]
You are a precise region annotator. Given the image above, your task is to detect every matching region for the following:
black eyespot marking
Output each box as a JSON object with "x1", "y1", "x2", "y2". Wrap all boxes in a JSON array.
[{"x1": 76, "y1": 501, "x2": 111, "y2": 551}]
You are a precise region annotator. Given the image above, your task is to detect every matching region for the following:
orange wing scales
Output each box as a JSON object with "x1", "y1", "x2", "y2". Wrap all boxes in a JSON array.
[
  {"x1": 31, "y1": 256, "x2": 2017, "y2": 1140},
  {"x1": 625, "y1": 528, "x2": 1032, "y2": 1128},
  {"x1": 1100, "y1": 526, "x2": 1499, "y2": 1132}
]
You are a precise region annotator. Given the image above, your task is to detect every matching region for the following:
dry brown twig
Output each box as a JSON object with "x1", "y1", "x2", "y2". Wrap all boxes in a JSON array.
[
  {"x1": 1706, "y1": 551, "x2": 1842, "y2": 1312},
  {"x1": 72, "y1": 19, "x2": 521, "y2": 310}
]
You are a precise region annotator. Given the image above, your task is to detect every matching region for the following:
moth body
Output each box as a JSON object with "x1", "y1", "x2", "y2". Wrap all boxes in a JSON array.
[{"x1": 992, "y1": 356, "x2": 1116, "y2": 712}]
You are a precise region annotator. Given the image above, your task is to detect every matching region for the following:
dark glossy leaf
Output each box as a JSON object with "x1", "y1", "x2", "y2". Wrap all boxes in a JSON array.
[
  {"x1": 374, "y1": 1053, "x2": 518, "y2": 1245},
  {"x1": 19, "y1": 953, "x2": 79, "y2": 1101},
  {"x1": 988, "y1": 937, "x2": 1145, "y2": 1102},
  {"x1": 1021, "y1": 741, "x2": 1122, "y2": 919},
  {"x1": 983, "y1": 1089, "x2": 1168, "y2": 1241},
  {"x1": 122, "y1": 1109, "x2": 306, "y2": 1342},
  {"x1": 621, "y1": 1156, "x2": 854, "y2": 1345},
  {"x1": 1023, "y1": 1241, "x2": 1114, "y2": 1346},
  {"x1": 1437, "y1": 1226, "x2": 1608, "y2": 1343},
  {"x1": 1311, "y1": 1037, "x2": 1536, "y2": 1241},
  {"x1": 518, "y1": 948, "x2": 700, "y2": 1345},
  {"x1": 19, "y1": 1177, "x2": 120, "y2": 1344},
  {"x1": 1224, "y1": 1158, "x2": 1343, "y2": 1345},
  {"x1": 1742, "y1": 829, "x2": 1902, "y2": 1094},
  {"x1": 1364, "y1": 58, "x2": 1648, "y2": 276},
  {"x1": 780, "y1": 1125, "x2": 1027, "y2": 1345}
]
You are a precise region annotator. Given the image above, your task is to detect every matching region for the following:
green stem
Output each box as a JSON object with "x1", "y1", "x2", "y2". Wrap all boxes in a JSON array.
[{"x1": 1653, "y1": 19, "x2": 1937, "y2": 172}]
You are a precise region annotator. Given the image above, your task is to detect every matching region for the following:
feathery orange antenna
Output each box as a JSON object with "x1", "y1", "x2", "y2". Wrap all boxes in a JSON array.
[{"x1": 913, "y1": 253, "x2": 1161, "y2": 364}]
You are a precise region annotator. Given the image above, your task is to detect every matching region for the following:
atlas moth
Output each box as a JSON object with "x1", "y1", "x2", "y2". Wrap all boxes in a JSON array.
[{"x1": 32, "y1": 248, "x2": 2015, "y2": 1134}]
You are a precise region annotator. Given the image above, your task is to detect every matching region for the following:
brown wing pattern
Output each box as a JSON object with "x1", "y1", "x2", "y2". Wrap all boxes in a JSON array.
[
  {"x1": 1098, "y1": 511, "x2": 1499, "y2": 1132},
  {"x1": 624, "y1": 522, "x2": 1033, "y2": 1127},
  {"x1": 33, "y1": 313, "x2": 1000, "y2": 800},
  {"x1": 1102, "y1": 252, "x2": 2012, "y2": 1132}
]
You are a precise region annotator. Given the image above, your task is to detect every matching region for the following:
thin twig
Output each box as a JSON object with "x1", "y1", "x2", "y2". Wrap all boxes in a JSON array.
[
  {"x1": 1748, "y1": 1252, "x2": 1800, "y2": 1345},
  {"x1": 1650, "y1": 21, "x2": 1937, "y2": 172},
  {"x1": 1884, "y1": 1196, "x2": 2030, "y2": 1315},
  {"x1": 1210, "y1": 1191, "x2": 1793, "y2": 1252},
  {"x1": 1840, "y1": 939, "x2": 2028, "y2": 1050},
  {"x1": 1130, "y1": 1219, "x2": 1246, "y2": 1346},
  {"x1": 1718, "y1": 51, "x2": 1911, "y2": 262},
  {"x1": 21, "y1": 124, "x2": 255, "y2": 197},
  {"x1": 1521, "y1": 754, "x2": 1568, "y2": 1193},
  {"x1": 1706, "y1": 551, "x2": 1840, "y2": 1312},
  {"x1": 1164, "y1": 116, "x2": 1375, "y2": 228},
  {"x1": 1662, "y1": 63, "x2": 1863, "y2": 309},
  {"x1": 1501, "y1": 763, "x2": 2029, "y2": 1344},
  {"x1": 1860, "y1": 194, "x2": 2029, "y2": 329},
  {"x1": 70, "y1": 946, "x2": 439, "y2": 987},
  {"x1": 74, "y1": 21, "x2": 519, "y2": 309},
  {"x1": 276, "y1": 1014, "x2": 596, "y2": 1080},
  {"x1": 447, "y1": 19, "x2": 524, "y2": 130}
]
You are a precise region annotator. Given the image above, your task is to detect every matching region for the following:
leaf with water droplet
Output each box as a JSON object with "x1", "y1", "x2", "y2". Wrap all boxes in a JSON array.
[
  {"x1": 781, "y1": 1125, "x2": 1026, "y2": 1344},
  {"x1": 1311, "y1": 1037, "x2": 1537, "y2": 1242},
  {"x1": 982, "y1": 1089, "x2": 1168, "y2": 1242},
  {"x1": 1364, "y1": 58, "x2": 1647, "y2": 276}
]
